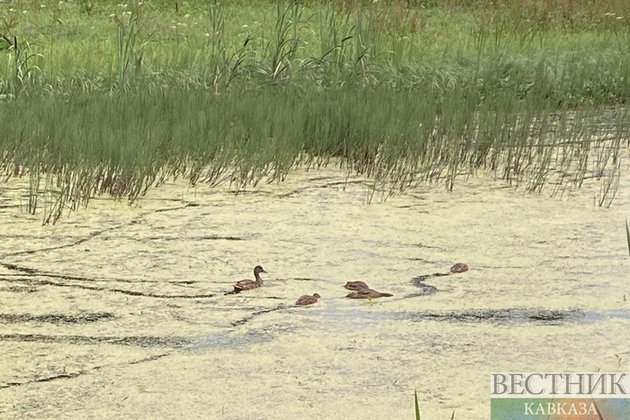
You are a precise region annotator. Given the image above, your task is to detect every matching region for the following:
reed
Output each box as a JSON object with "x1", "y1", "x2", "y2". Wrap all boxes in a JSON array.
[
  {"x1": 0, "y1": 0, "x2": 628, "y2": 222},
  {"x1": 413, "y1": 390, "x2": 455, "y2": 419},
  {"x1": 625, "y1": 218, "x2": 630, "y2": 256},
  {"x1": 414, "y1": 390, "x2": 421, "y2": 420}
]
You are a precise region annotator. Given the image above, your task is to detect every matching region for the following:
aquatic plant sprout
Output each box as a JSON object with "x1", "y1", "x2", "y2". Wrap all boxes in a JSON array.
[
  {"x1": 625, "y1": 218, "x2": 630, "y2": 255},
  {"x1": 414, "y1": 389, "x2": 421, "y2": 420}
]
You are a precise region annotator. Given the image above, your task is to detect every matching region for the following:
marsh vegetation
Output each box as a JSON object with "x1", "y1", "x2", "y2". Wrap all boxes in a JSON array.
[
  {"x1": 0, "y1": 0, "x2": 629, "y2": 223},
  {"x1": 1, "y1": 3, "x2": 628, "y2": 418}
]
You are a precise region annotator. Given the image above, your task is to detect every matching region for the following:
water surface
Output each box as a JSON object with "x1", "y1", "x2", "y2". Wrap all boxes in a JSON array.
[{"x1": 0, "y1": 165, "x2": 629, "y2": 419}]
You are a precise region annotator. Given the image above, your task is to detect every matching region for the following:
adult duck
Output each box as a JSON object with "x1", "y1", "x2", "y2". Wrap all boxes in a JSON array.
[{"x1": 232, "y1": 265, "x2": 267, "y2": 293}]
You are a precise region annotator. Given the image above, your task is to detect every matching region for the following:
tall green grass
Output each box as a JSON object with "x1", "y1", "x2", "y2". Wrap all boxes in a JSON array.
[
  {"x1": 0, "y1": 1, "x2": 629, "y2": 222},
  {"x1": 1, "y1": 73, "x2": 624, "y2": 222},
  {"x1": 2, "y1": 0, "x2": 630, "y2": 100}
]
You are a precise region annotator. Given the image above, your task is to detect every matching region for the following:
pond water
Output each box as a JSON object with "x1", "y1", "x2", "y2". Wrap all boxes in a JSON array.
[{"x1": 0, "y1": 164, "x2": 629, "y2": 419}]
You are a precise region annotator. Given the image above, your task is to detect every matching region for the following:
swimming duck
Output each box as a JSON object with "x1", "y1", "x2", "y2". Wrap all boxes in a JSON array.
[
  {"x1": 450, "y1": 263, "x2": 469, "y2": 274},
  {"x1": 344, "y1": 281, "x2": 370, "y2": 291},
  {"x1": 232, "y1": 265, "x2": 267, "y2": 292},
  {"x1": 346, "y1": 288, "x2": 393, "y2": 299},
  {"x1": 295, "y1": 293, "x2": 321, "y2": 306}
]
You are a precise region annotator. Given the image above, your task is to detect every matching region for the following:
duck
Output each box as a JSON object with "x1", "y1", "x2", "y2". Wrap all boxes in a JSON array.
[
  {"x1": 344, "y1": 281, "x2": 370, "y2": 291},
  {"x1": 450, "y1": 263, "x2": 469, "y2": 274},
  {"x1": 346, "y1": 288, "x2": 393, "y2": 299},
  {"x1": 295, "y1": 293, "x2": 321, "y2": 306},
  {"x1": 232, "y1": 265, "x2": 267, "y2": 293}
]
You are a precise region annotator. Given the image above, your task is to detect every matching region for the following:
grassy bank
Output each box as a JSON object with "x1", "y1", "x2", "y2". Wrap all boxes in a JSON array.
[
  {"x1": 0, "y1": 0, "x2": 629, "y2": 222},
  {"x1": 2, "y1": 0, "x2": 630, "y2": 101}
]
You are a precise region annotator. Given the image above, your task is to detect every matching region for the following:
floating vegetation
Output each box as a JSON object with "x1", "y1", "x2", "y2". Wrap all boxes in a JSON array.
[
  {"x1": 0, "y1": 333, "x2": 191, "y2": 348},
  {"x1": 404, "y1": 308, "x2": 586, "y2": 324},
  {"x1": 0, "y1": 285, "x2": 38, "y2": 293},
  {"x1": 0, "y1": 312, "x2": 115, "y2": 324}
]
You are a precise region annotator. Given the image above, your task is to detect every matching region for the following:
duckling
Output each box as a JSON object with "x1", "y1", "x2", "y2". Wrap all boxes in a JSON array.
[
  {"x1": 232, "y1": 265, "x2": 267, "y2": 293},
  {"x1": 344, "y1": 281, "x2": 370, "y2": 291},
  {"x1": 295, "y1": 293, "x2": 321, "y2": 306},
  {"x1": 346, "y1": 288, "x2": 393, "y2": 299},
  {"x1": 450, "y1": 263, "x2": 469, "y2": 274}
]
